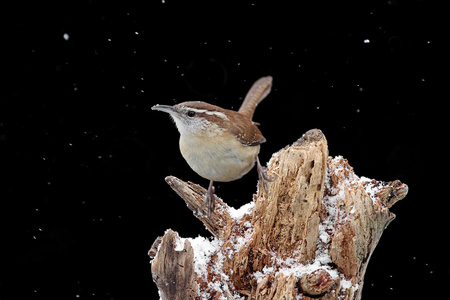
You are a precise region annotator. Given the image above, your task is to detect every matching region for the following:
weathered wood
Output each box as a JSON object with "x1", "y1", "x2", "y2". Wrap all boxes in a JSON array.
[
  {"x1": 150, "y1": 129, "x2": 408, "y2": 300},
  {"x1": 149, "y1": 229, "x2": 197, "y2": 300},
  {"x1": 164, "y1": 176, "x2": 232, "y2": 239}
]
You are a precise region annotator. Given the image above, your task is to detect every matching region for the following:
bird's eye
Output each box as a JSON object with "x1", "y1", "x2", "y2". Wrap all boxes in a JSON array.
[{"x1": 187, "y1": 111, "x2": 196, "y2": 118}]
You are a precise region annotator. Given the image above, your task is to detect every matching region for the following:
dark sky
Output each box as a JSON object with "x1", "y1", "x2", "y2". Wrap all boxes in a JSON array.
[{"x1": 1, "y1": 0, "x2": 445, "y2": 299}]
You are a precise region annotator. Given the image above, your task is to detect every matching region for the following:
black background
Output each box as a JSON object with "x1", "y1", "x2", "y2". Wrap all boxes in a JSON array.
[{"x1": 1, "y1": 0, "x2": 447, "y2": 299}]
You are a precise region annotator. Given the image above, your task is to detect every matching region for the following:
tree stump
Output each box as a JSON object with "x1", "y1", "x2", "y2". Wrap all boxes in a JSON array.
[{"x1": 149, "y1": 129, "x2": 408, "y2": 300}]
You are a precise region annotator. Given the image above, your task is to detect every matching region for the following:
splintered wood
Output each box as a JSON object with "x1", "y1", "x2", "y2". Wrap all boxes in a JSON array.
[{"x1": 149, "y1": 129, "x2": 408, "y2": 300}]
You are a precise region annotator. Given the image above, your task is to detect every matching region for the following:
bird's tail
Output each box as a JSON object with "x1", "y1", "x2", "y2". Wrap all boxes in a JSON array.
[{"x1": 238, "y1": 76, "x2": 273, "y2": 120}]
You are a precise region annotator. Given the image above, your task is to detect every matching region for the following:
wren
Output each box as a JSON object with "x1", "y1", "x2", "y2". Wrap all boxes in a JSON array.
[{"x1": 152, "y1": 76, "x2": 273, "y2": 217}]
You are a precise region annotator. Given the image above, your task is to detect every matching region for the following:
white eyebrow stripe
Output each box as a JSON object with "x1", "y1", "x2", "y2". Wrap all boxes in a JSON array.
[{"x1": 187, "y1": 108, "x2": 229, "y2": 120}]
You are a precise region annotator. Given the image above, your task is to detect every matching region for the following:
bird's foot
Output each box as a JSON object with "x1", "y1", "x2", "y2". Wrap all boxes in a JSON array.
[
  {"x1": 201, "y1": 181, "x2": 216, "y2": 217},
  {"x1": 257, "y1": 156, "x2": 274, "y2": 194}
]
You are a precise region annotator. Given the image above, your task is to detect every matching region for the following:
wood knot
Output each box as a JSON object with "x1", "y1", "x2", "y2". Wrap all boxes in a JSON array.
[
  {"x1": 296, "y1": 129, "x2": 324, "y2": 146},
  {"x1": 300, "y1": 269, "x2": 336, "y2": 296}
]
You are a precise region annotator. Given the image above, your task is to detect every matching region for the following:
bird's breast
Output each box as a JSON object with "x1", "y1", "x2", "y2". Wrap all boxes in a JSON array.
[{"x1": 179, "y1": 132, "x2": 260, "y2": 182}]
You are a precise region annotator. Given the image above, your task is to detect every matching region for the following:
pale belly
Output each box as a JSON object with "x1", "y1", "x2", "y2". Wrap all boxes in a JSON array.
[{"x1": 179, "y1": 135, "x2": 260, "y2": 182}]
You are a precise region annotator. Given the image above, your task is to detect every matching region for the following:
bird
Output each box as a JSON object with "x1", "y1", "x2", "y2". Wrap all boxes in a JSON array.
[{"x1": 152, "y1": 76, "x2": 273, "y2": 217}]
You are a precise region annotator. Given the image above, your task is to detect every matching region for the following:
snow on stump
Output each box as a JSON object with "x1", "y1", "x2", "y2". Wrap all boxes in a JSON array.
[{"x1": 149, "y1": 129, "x2": 408, "y2": 300}]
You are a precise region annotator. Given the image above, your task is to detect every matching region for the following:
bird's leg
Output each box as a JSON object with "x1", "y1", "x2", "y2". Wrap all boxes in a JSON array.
[
  {"x1": 201, "y1": 180, "x2": 215, "y2": 217},
  {"x1": 257, "y1": 156, "x2": 274, "y2": 193}
]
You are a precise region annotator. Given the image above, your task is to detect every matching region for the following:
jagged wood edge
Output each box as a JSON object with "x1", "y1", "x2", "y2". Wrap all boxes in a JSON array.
[
  {"x1": 150, "y1": 229, "x2": 197, "y2": 299},
  {"x1": 164, "y1": 176, "x2": 231, "y2": 239}
]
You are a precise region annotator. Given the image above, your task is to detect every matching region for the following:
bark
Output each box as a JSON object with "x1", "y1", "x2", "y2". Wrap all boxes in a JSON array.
[{"x1": 149, "y1": 129, "x2": 408, "y2": 300}]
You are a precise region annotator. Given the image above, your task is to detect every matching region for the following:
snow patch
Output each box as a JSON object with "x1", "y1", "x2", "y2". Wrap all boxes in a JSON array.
[
  {"x1": 174, "y1": 234, "x2": 185, "y2": 251},
  {"x1": 189, "y1": 236, "x2": 222, "y2": 278},
  {"x1": 360, "y1": 176, "x2": 384, "y2": 204},
  {"x1": 340, "y1": 276, "x2": 359, "y2": 292},
  {"x1": 252, "y1": 265, "x2": 275, "y2": 283},
  {"x1": 228, "y1": 201, "x2": 255, "y2": 221}
]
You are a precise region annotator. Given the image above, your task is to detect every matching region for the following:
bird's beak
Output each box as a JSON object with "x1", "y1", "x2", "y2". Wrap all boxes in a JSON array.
[{"x1": 151, "y1": 104, "x2": 176, "y2": 114}]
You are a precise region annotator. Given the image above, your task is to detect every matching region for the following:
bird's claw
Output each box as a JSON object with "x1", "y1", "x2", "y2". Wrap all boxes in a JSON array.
[
  {"x1": 201, "y1": 182, "x2": 215, "y2": 217},
  {"x1": 257, "y1": 156, "x2": 274, "y2": 194}
]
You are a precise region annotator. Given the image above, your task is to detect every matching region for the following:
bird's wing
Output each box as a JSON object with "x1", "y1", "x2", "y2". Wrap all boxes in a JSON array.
[{"x1": 228, "y1": 113, "x2": 266, "y2": 146}]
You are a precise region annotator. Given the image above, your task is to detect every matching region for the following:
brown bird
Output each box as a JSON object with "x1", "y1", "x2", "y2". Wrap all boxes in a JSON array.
[{"x1": 152, "y1": 76, "x2": 273, "y2": 216}]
